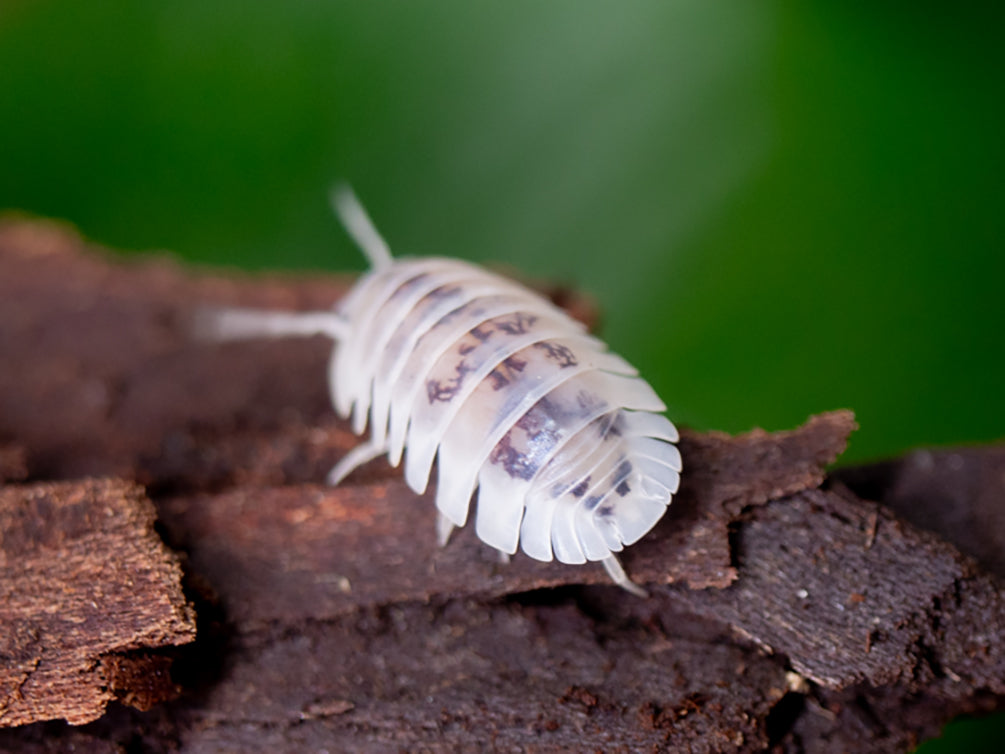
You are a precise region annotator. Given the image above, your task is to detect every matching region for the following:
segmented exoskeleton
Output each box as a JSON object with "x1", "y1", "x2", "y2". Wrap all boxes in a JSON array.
[{"x1": 207, "y1": 188, "x2": 681, "y2": 596}]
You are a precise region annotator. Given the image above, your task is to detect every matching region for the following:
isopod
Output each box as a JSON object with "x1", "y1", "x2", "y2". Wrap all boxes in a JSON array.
[{"x1": 207, "y1": 187, "x2": 681, "y2": 596}]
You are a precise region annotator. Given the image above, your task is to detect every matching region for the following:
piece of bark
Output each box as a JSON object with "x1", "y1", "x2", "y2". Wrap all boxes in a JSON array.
[
  {"x1": 154, "y1": 411, "x2": 856, "y2": 629},
  {"x1": 835, "y1": 446, "x2": 1005, "y2": 580},
  {"x1": 668, "y1": 488, "x2": 1004, "y2": 691},
  {"x1": 167, "y1": 602, "x2": 792, "y2": 753},
  {"x1": 0, "y1": 444, "x2": 27, "y2": 484},
  {"x1": 0, "y1": 218, "x2": 1002, "y2": 751},
  {"x1": 1, "y1": 601, "x2": 793, "y2": 753},
  {"x1": 0, "y1": 479, "x2": 197, "y2": 727}
]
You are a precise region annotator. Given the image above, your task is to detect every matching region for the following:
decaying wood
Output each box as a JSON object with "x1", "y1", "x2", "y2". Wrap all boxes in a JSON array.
[
  {"x1": 0, "y1": 479, "x2": 196, "y2": 727},
  {"x1": 0, "y1": 218, "x2": 1001, "y2": 751}
]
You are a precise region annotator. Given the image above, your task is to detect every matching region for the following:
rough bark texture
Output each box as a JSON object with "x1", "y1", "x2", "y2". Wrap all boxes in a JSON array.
[
  {"x1": 835, "y1": 447, "x2": 1005, "y2": 582},
  {"x1": 0, "y1": 479, "x2": 196, "y2": 726},
  {"x1": 0, "y1": 218, "x2": 1001, "y2": 751}
]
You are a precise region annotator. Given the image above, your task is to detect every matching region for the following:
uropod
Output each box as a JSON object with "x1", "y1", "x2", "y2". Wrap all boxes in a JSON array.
[{"x1": 208, "y1": 187, "x2": 682, "y2": 596}]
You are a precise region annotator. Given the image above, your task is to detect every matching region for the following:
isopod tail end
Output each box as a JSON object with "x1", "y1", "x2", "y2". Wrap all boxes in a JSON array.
[
  {"x1": 601, "y1": 554, "x2": 648, "y2": 598},
  {"x1": 436, "y1": 512, "x2": 455, "y2": 547},
  {"x1": 330, "y1": 182, "x2": 394, "y2": 271}
]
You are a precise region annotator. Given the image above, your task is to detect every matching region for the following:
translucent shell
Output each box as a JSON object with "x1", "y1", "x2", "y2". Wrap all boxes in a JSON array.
[{"x1": 329, "y1": 255, "x2": 681, "y2": 569}]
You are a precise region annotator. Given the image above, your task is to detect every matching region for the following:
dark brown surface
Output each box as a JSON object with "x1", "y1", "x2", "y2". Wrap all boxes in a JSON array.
[
  {"x1": 0, "y1": 218, "x2": 1002, "y2": 751},
  {"x1": 673, "y1": 488, "x2": 1003, "y2": 691},
  {"x1": 0, "y1": 479, "x2": 196, "y2": 727},
  {"x1": 835, "y1": 446, "x2": 1005, "y2": 580},
  {"x1": 0, "y1": 443, "x2": 27, "y2": 483}
]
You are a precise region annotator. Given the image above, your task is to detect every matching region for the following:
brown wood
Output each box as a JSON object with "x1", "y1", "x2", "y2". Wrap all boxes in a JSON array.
[
  {"x1": 0, "y1": 479, "x2": 196, "y2": 727},
  {"x1": 0, "y1": 218, "x2": 1001, "y2": 751},
  {"x1": 0, "y1": 444, "x2": 27, "y2": 484}
]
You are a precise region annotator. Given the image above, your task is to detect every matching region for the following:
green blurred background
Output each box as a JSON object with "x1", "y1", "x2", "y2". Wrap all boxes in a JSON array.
[{"x1": 0, "y1": 2, "x2": 1002, "y2": 748}]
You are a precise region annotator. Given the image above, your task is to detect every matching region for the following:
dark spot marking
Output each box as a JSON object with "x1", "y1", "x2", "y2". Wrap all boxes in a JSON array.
[
  {"x1": 488, "y1": 432, "x2": 535, "y2": 480},
  {"x1": 584, "y1": 495, "x2": 604, "y2": 510},
  {"x1": 426, "y1": 360, "x2": 474, "y2": 403},
  {"x1": 528, "y1": 394, "x2": 557, "y2": 419},
  {"x1": 470, "y1": 324, "x2": 493, "y2": 342},
  {"x1": 436, "y1": 302, "x2": 484, "y2": 329},
  {"x1": 487, "y1": 355, "x2": 528, "y2": 391},
  {"x1": 435, "y1": 305, "x2": 467, "y2": 327},
  {"x1": 426, "y1": 284, "x2": 461, "y2": 300},
  {"x1": 603, "y1": 458, "x2": 627, "y2": 498},
  {"x1": 514, "y1": 401, "x2": 547, "y2": 432},
  {"x1": 570, "y1": 477, "x2": 591, "y2": 498},
  {"x1": 574, "y1": 390, "x2": 604, "y2": 413},
  {"x1": 390, "y1": 273, "x2": 429, "y2": 299},
  {"x1": 533, "y1": 340, "x2": 578, "y2": 367},
  {"x1": 505, "y1": 354, "x2": 528, "y2": 371},
  {"x1": 611, "y1": 459, "x2": 633, "y2": 496},
  {"x1": 486, "y1": 402, "x2": 563, "y2": 480},
  {"x1": 496, "y1": 312, "x2": 538, "y2": 335},
  {"x1": 597, "y1": 503, "x2": 615, "y2": 517},
  {"x1": 589, "y1": 413, "x2": 617, "y2": 441}
]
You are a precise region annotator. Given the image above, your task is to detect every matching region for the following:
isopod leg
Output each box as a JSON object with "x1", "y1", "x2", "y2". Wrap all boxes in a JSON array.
[
  {"x1": 496, "y1": 550, "x2": 511, "y2": 565},
  {"x1": 326, "y1": 441, "x2": 389, "y2": 486},
  {"x1": 601, "y1": 555, "x2": 649, "y2": 598},
  {"x1": 436, "y1": 512, "x2": 456, "y2": 547}
]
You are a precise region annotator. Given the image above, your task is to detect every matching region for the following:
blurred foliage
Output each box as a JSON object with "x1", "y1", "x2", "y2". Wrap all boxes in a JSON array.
[{"x1": 0, "y1": 2, "x2": 1002, "y2": 750}]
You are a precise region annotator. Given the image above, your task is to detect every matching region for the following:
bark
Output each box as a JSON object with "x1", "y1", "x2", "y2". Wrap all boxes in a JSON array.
[{"x1": 0, "y1": 479, "x2": 196, "y2": 726}]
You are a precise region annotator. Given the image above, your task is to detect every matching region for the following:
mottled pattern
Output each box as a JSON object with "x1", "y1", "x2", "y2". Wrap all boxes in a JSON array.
[
  {"x1": 486, "y1": 355, "x2": 528, "y2": 391},
  {"x1": 425, "y1": 360, "x2": 475, "y2": 403},
  {"x1": 496, "y1": 312, "x2": 538, "y2": 335},
  {"x1": 532, "y1": 340, "x2": 579, "y2": 367}
]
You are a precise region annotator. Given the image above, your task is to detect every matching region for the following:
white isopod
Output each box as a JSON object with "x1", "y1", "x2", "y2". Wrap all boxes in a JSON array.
[{"x1": 208, "y1": 187, "x2": 682, "y2": 596}]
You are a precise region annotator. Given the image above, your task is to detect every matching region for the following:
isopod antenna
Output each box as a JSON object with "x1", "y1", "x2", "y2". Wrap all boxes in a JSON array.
[
  {"x1": 192, "y1": 185, "x2": 396, "y2": 345},
  {"x1": 197, "y1": 307, "x2": 349, "y2": 343},
  {"x1": 330, "y1": 183, "x2": 394, "y2": 271}
]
